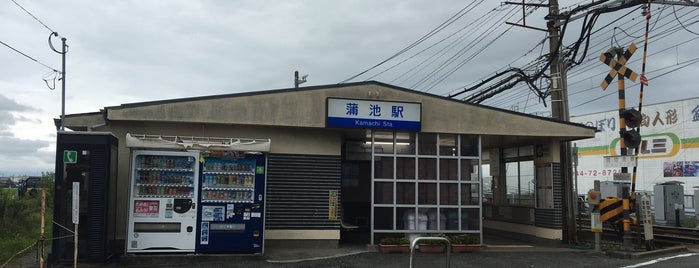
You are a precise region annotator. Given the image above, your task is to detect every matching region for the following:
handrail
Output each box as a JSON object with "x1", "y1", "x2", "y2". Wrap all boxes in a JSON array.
[{"x1": 409, "y1": 236, "x2": 450, "y2": 268}]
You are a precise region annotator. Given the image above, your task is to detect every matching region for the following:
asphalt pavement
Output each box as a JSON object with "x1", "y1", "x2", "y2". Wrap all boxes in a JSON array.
[{"x1": 9, "y1": 236, "x2": 699, "y2": 268}]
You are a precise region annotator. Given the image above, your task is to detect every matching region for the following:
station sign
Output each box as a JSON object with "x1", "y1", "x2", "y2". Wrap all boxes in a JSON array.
[
  {"x1": 603, "y1": 155, "x2": 636, "y2": 168},
  {"x1": 327, "y1": 98, "x2": 421, "y2": 131}
]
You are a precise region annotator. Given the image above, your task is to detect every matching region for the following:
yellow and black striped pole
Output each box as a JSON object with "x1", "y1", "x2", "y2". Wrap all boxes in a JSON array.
[
  {"x1": 631, "y1": 0, "x2": 652, "y2": 196},
  {"x1": 616, "y1": 48, "x2": 634, "y2": 250}
]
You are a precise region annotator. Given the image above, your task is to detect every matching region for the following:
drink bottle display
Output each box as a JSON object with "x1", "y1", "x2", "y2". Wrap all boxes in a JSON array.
[
  {"x1": 197, "y1": 151, "x2": 266, "y2": 254},
  {"x1": 126, "y1": 150, "x2": 200, "y2": 253}
]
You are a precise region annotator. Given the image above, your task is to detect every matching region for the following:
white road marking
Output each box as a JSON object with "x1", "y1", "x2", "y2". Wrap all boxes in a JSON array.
[{"x1": 620, "y1": 253, "x2": 698, "y2": 268}]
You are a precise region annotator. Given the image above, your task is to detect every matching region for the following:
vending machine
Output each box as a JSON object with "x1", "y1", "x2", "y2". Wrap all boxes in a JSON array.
[
  {"x1": 197, "y1": 151, "x2": 266, "y2": 253},
  {"x1": 126, "y1": 150, "x2": 200, "y2": 253}
]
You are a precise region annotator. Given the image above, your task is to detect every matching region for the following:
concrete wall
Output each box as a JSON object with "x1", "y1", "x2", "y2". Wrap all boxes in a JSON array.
[
  {"x1": 92, "y1": 121, "x2": 342, "y2": 240},
  {"x1": 102, "y1": 83, "x2": 594, "y2": 139}
]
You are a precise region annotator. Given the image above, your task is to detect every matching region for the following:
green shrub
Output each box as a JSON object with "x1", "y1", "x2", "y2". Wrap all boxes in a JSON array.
[
  {"x1": 380, "y1": 237, "x2": 410, "y2": 245},
  {"x1": 0, "y1": 173, "x2": 54, "y2": 264},
  {"x1": 450, "y1": 234, "x2": 480, "y2": 244}
]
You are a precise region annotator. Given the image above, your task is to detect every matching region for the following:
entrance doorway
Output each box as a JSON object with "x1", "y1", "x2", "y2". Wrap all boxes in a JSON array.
[{"x1": 339, "y1": 141, "x2": 372, "y2": 244}]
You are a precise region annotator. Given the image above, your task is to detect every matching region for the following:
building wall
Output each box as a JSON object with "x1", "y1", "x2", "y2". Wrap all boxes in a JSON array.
[
  {"x1": 103, "y1": 84, "x2": 594, "y2": 139},
  {"x1": 571, "y1": 98, "x2": 699, "y2": 195},
  {"x1": 95, "y1": 121, "x2": 343, "y2": 241},
  {"x1": 70, "y1": 82, "x2": 597, "y2": 244}
]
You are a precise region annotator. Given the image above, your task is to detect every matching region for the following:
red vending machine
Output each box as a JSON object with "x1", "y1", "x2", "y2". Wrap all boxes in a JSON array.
[{"x1": 126, "y1": 150, "x2": 200, "y2": 253}]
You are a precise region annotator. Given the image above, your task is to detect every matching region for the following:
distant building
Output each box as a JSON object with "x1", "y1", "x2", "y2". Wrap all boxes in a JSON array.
[
  {"x1": 0, "y1": 177, "x2": 15, "y2": 188},
  {"x1": 571, "y1": 97, "x2": 699, "y2": 195}
]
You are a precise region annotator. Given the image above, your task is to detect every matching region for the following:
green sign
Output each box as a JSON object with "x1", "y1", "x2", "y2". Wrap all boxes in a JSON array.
[
  {"x1": 256, "y1": 166, "x2": 265, "y2": 174},
  {"x1": 64, "y1": 150, "x2": 78, "y2": 164}
]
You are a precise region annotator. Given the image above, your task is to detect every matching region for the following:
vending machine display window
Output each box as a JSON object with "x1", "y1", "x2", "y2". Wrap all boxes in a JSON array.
[
  {"x1": 126, "y1": 151, "x2": 200, "y2": 253},
  {"x1": 197, "y1": 151, "x2": 266, "y2": 254}
]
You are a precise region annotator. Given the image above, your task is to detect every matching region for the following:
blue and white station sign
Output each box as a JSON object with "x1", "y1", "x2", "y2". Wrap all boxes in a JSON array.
[{"x1": 326, "y1": 98, "x2": 421, "y2": 131}]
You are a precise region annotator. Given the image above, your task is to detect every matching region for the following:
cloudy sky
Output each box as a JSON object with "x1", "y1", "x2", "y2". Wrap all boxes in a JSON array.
[{"x1": 2, "y1": 0, "x2": 698, "y2": 176}]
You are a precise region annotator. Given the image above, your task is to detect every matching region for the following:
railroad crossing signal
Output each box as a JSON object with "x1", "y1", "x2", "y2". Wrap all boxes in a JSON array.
[
  {"x1": 600, "y1": 43, "x2": 639, "y2": 90},
  {"x1": 620, "y1": 108, "x2": 643, "y2": 149}
]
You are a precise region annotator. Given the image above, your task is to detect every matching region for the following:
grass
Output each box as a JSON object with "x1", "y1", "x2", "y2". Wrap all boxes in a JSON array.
[
  {"x1": 683, "y1": 217, "x2": 697, "y2": 228},
  {"x1": 0, "y1": 175, "x2": 53, "y2": 264}
]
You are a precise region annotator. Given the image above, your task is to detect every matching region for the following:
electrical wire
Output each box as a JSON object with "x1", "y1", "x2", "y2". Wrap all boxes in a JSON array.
[
  {"x1": 0, "y1": 39, "x2": 58, "y2": 72},
  {"x1": 486, "y1": 0, "x2": 689, "y2": 113},
  {"x1": 566, "y1": 7, "x2": 699, "y2": 91},
  {"x1": 10, "y1": 0, "x2": 55, "y2": 33},
  {"x1": 672, "y1": 4, "x2": 699, "y2": 35},
  {"x1": 338, "y1": 1, "x2": 484, "y2": 83},
  {"x1": 570, "y1": 55, "x2": 699, "y2": 111}
]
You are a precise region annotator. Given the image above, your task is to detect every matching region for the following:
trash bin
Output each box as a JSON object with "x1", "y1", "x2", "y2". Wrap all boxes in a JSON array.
[
  {"x1": 427, "y1": 209, "x2": 446, "y2": 230},
  {"x1": 403, "y1": 210, "x2": 428, "y2": 230}
]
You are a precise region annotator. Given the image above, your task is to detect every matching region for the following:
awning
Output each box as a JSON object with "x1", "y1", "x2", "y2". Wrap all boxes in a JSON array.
[{"x1": 125, "y1": 133, "x2": 271, "y2": 152}]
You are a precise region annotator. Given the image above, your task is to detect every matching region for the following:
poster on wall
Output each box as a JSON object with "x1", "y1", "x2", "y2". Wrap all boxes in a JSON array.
[{"x1": 571, "y1": 98, "x2": 699, "y2": 194}]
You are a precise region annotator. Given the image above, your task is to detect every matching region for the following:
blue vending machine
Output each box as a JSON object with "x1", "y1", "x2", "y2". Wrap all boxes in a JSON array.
[{"x1": 197, "y1": 151, "x2": 266, "y2": 253}]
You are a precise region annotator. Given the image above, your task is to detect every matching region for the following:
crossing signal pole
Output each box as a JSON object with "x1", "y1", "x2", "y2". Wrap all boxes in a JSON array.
[{"x1": 599, "y1": 43, "x2": 639, "y2": 250}]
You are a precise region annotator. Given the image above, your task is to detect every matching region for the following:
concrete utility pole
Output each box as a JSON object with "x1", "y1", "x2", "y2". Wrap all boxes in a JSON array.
[
  {"x1": 506, "y1": 0, "x2": 577, "y2": 244},
  {"x1": 545, "y1": 0, "x2": 577, "y2": 245}
]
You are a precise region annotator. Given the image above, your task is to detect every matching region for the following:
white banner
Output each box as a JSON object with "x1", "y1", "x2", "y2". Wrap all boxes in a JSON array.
[{"x1": 572, "y1": 97, "x2": 699, "y2": 194}]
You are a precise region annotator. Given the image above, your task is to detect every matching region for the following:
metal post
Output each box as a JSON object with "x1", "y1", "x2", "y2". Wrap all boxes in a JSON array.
[
  {"x1": 641, "y1": 194, "x2": 654, "y2": 250},
  {"x1": 614, "y1": 47, "x2": 634, "y2": 251},
  {"x1": 622, "y1": 187, "x2": 632, "y2": 250},
  {"x1": 409, "y1": 237, "x2": 450, "y2": 268},
  {"x1": 594, "y1": 180, "x2": 601, "y2": 252},
  {"x1": 294, "y1": 71, "x2": 299, "y2": 89},
  {"x1": 40, "y1": 187, "x2": 45, "y2": 268},
  {"x1": 61, "y1": 37, "x2": 66, "y2": 131}
]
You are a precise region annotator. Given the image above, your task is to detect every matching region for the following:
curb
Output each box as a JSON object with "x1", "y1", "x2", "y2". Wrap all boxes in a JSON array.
[{"x1": 605, "y1": 245, "x2": 688, "y2": 259}]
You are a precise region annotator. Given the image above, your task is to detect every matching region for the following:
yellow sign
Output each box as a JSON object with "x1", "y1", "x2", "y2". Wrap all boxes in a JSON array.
[{"x1": 328, "y1": 190, "x2": 338, "y2": 220}]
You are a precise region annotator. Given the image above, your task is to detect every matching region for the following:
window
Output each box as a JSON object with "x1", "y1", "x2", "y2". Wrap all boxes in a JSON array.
[
  {"x1": 504, "y1": 146, "x2": 535, "y2": 207},
  {"x1": 536, "y1": 164, "x2": 554, "y2": 209},
  {"x1": 371, "y1": 131, "x2": 481, "y2": 238}
]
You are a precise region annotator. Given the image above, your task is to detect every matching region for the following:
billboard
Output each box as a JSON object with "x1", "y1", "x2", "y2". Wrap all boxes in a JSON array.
[{"x1": 571, "y1": 97, "x2": 699, "y2": 194}]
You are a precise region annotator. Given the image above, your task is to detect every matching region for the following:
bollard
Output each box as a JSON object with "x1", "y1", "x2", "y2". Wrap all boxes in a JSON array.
[{"x1": 409, "y1": 236, "x2": 451, "y2": 268}]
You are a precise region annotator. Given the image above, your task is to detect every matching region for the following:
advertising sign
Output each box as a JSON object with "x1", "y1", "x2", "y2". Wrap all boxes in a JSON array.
[
  {"x1": 326, "y1": 98, "x2": 421, "y2": 130},
  {"x1": 571, "y1": 98, "x2": 699, "y2": 194},
  {"x1": 133, "y1": 200, "x2": 160, "y2": 218}
]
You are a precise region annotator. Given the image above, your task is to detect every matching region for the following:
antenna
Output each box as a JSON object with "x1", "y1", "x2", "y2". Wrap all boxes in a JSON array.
[{"x1": 294, "y1": 71, "x2": 308, "y2": 88}]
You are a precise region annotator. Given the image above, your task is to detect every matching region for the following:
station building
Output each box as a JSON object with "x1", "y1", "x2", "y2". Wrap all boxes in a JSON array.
[{"x1": 58, "y1": 81, "x2": 595, "y2": 253}]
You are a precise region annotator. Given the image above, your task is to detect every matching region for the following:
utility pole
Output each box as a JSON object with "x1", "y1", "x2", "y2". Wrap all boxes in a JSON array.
[
  {"x1": 506, "y1": 0, "x2": 577, "y2": 244},
  {"x1": 50, "y1": 32, "x2": 67, "y2": 131},
  {"x1": 546, "y1": 0, "x2": 577, "y2": 245}
]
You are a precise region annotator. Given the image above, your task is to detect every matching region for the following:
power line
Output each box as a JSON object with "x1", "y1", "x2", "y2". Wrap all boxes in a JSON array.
[
  {"x1": 339, "y1": 1, "x2": 485, "y2": 83},
  {"x1": 672, "y1": 4, "x2": 699, "y2": 35},
  {"x1": 0, "y1": 39, "x2": 58, "y2": 72},
  {"x1": 477, "y1": 2, "x2": 699, "y2": 114},
  {"x1": 10, "y1": 0, "x2": 55, "y2": 33}
]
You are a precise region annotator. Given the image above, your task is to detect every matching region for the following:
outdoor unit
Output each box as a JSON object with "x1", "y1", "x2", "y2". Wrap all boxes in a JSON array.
[{"x1": 653, "y1": 181, "x2": 685, "y2": 226}]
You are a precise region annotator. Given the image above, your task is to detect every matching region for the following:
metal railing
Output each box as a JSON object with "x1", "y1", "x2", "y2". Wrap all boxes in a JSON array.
[{"x1": 409, "y1": 236, "x2": 451, "y2": 268}]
